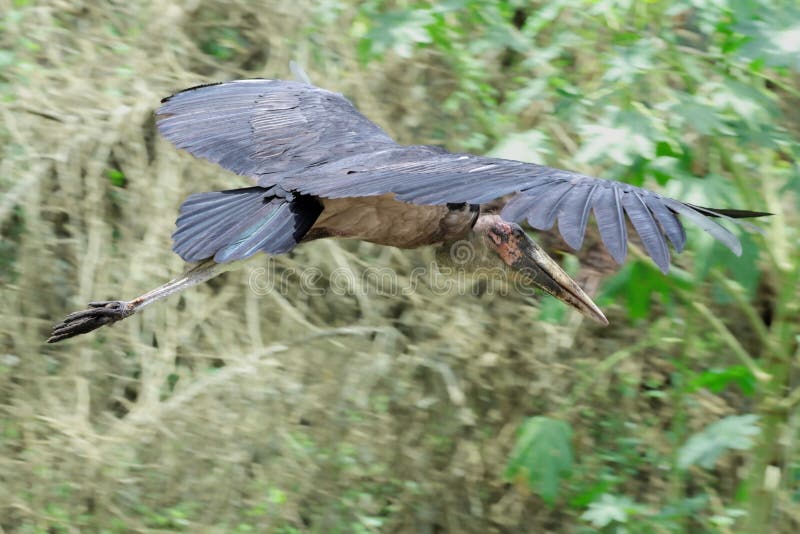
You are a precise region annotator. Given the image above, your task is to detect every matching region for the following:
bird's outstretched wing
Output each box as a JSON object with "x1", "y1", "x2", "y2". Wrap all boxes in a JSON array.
[
  {"x1": 157, "y1": 79, "x2": 397, "y2": 186},
  {"x1": 283, "y1": 147, "x2": 768, "y2": 273},
  {"x1": 157, "y1": 79, "x2": 766, "y2": 273}
]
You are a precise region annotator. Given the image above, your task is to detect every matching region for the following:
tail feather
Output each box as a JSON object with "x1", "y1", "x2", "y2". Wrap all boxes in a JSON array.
[
  {"x1": 174, "y1": 189, "x2": 279, "y2": 260},
  {"x1": 172, "y1": 187, "x2": 321, "y2": 263}
]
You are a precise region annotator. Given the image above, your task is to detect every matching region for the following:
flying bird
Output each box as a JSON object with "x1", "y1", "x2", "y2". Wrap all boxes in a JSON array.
[{"x1": 47, "y1": 79, "x2": 766, "y2": 342}]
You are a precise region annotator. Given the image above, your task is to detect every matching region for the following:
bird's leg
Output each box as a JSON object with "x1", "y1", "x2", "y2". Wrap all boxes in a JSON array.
[{"x1": 47, "y1": 259, "x2": 223, "y2": 343}]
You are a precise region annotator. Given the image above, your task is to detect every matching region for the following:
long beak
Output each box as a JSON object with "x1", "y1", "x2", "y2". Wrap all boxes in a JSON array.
[{"x1": 493, "y1": 227, "x2": 609, "y2": 326}]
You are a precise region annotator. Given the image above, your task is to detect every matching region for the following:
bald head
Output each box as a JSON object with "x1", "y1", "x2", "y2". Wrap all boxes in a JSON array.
[{"x1": 438, "y1": 214, "x2": 608, "y2": 325}]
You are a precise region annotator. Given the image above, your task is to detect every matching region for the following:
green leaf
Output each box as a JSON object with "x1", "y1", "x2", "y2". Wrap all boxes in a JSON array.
[
  {"x1": 598, "y1": 260, "x2": 692, "y2": 320},
  {"x1": 708, "y1": 232, "x2": 761, "y2": 303},
  {"x1": 504, "y1": 416, "x2": 573, "y2": 504},
  {"x1": 672, "y1": 96, "x2": 729, "y2": 136},
  {"x1": 268, "y1": 487, "x2": 287, "y2": 504},
  {"x1": 688, "y1": 366, "x2": 757, "y2": 396},
  {"x1": 576, "y1": 110, "x2": 658, "y2": 166},
  {"x1": 735, "y1": 7, "x2": 800, "y2": 71},
  {"x1": 654, "y1": 495, "x2": 709, "y2": 521},
  {"x1": 603, "y1": 39, "x2": 656, "y2": 83},
  {"x1": 678, "y1": 414, "x2": 761, "y2": 470},
  {"x1": 106, "y1": 168, "x2": 126, "y2": 187},
  {"x1": 536, "y1": 294, "x2": 568, "y2": 325},
  {"x1": 488, "y1": 129, "x2": 551, "y2": 165},
  {"x1": 569, "y1": 479, "x2": 614, "y2": 508},
  {"x1": 200, "y1": 27, "x2": 248, "y2": 61},
  {"x1": 709, "y1": 80, "x2": 776, "y2": 126},
  {"x1": 359, "y1": 9, "x2": 436, "y2": 60},
  {"x1": 581, "y1": 493, "x2": 640, "y2": 528}
]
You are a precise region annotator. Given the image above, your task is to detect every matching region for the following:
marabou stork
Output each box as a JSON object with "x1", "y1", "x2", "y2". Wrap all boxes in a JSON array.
[{"x1": 47, "y1": 79, "x2": 766, "y2": 342}]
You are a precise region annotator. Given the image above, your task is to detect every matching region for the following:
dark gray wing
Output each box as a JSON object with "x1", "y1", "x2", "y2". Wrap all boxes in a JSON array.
[
  {"x1": 157, "y1": 79, "x2": 765, "y2": 274},
  {"x1": 156, "y1": 79, "x2": 397, "y2": 186},
  {"x1": 282, "y1": 148, "x2": 764, "y2": 273}
]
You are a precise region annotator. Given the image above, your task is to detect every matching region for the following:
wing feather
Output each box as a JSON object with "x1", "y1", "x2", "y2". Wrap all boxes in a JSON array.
[
  {"x1": 500, "y1": 183, "x2": 553, "y2": 221},
  {"x1": 591, "y1": 186, "x2": 628, "y2": 265},
  {"x1": 157, "y1": 79, "x2": 397, "y2": 186},
  {"x1": 172, "y1": 187, "x2": 321, "y2": 263},
  {"x1": 643, "y1": 194, "x2": 687, "y2": 252},
  {"x1": 555, "y1": 183, "x2": 596, "y2": 250},
  {"x1": 662, "y1": 199, "x2": 742, "y2": 255},
  {"x1": 621, "y1": 191, "x2": 671, "y2": 273},
  {"x1": 521, "y1": 180, "x2": 574, "y2": 230}
]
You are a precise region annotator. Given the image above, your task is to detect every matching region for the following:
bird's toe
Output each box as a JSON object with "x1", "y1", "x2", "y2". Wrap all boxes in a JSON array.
[{"x1": 47, "y1": 301, "x2": 133, "y2": 343}]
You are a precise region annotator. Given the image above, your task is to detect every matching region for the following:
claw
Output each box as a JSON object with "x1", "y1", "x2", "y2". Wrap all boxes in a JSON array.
[
  {"x1": 88, "y1": 301, "x2": 118, "y2": 308},
  {"x1": 47, "y1": 301, "x2": 133, "y2": 343}
]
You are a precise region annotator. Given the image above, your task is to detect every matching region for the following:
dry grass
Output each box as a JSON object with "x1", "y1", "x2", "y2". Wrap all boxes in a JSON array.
[{"x1": 0, "y1": 1, "x2": 789, "y2": 532}]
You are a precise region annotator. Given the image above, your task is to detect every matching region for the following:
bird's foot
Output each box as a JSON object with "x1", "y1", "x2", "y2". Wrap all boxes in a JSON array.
[{"x1": 47, "y1": 300, "x2": 134, "y2": 343}]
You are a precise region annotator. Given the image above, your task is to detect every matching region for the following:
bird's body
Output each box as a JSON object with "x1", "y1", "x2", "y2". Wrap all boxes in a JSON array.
[
  {"x1": 48, "y1": 79, "x2": 767, "y2": 342},
  {"x1": 309, "y1": 196, "x2": 477, "y2": 248}
]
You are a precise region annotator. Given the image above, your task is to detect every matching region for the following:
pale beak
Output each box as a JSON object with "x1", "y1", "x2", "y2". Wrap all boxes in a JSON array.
[{"x1": 488, "y1": 223, "x2": 609, "y2": 326}]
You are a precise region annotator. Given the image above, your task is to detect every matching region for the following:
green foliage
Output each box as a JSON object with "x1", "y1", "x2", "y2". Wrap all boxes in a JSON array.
[
  {"x1": 505, "y1": 416, "x2": 573, "y2": 504},
  {"x1": 200, "y1": 26, "x2": 248, "y2": 61},
  {"x1": 678, "y1": 414, "x2": 761, "y2": 470},
  {"x1": 581, "y1": 493, "x2": 644, "y2": 529},
  {"x1": 1, "y1": 0, "x2": 799, "y2": 532},
  {"x1": 688, "y1": 366, "x2": 757, "y2": 396},
  {"x1": 599, "y1": 260, "x2": 692, "y2": 320},
  {"x1": 105, "y1": 168, "x2": 126, "y2": 187},
  {"x1": 734, "y1": 4, "x2": 800, "y2": 70}
]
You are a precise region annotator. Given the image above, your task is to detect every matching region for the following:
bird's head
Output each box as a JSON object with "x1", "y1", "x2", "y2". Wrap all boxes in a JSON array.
[{"x1": 438, "y1": 214, "x2": 608, "y2": 325}]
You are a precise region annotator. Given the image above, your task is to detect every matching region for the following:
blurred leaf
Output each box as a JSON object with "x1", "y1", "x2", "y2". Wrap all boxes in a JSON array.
[
  {"x1": 655, "y1": 495, "x2": 709, "y2": 521},
  {"x1": 711, "y1": 233, "x2": 761, "y2": 302},
  {"x1": 268, "y1": 487, "x2": 287, "y2": 504},
  {"x1": 678, "y1": 414, "x2": 761, "y2": 470},
  {"x1": 577, "y1": 110, "x2": 658, "y2": 166},
  {"x1": 569, "y1": 479, "x2": 614, "y2": 508},
  {"x1": 106, "y1": 168, "x2": 126, "y2": 187},
  {"x1": 518, "y1": 1, "x2": 565, "y2": 33},
  {"x1": 735, "y1": 6, "x2": 800, "y2": 71},
  {"x1": 200, "y1": 27, "x2": 248, "y2": 61},
  {"x1": 505, "y1": 416, "x2": 573, "y2": 504},
  {"x1": 506, "y1": 78, "x2": 548, "y2": 114},
  {"x1": 693, "y1": 228, "x2": 761, "y2": 300},
  {"x1": 603, "y1": 39, "x2": 656, "y2": 83},
  {"x1": 688, "y1": 366, "x2": 757, "y2": 396},
  {"x1": 537, "y1": 294, "x2": 568, "y2": 324},
  {"x1": 710, "y1": 508, "x2": 748, "y2": 527},
  {"x1": 710, "y1": 80, "x2": 776, "y2": 126},
  {"x1": 581, "y1": 493, "x2": 641, "y2": 528},
  {"x1": 662, "y1": 172, "x2": 749, "y2": 214},
  {"x1": 358, "y1": 8, "x2": 436, "y2": 60},
  {"x1": 488, "y1": 129, "x2": 551, "y2": 164},
  {"x1": 671, "y1": 95, "x2": 729, "y2": 136},
  {"x1": 599, "y1": 260, "x2": 692, "y2": 320}
]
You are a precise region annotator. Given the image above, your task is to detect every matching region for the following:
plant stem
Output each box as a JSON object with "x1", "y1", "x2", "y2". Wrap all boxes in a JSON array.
[
  {"x1": 690, "y1": 302, "x2": 770, "y2": 383},
  {"x1": 743, "y1": 232, "x2": 798, "y2": 532}
]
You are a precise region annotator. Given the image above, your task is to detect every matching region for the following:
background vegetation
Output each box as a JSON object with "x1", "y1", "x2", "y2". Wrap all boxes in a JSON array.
[{"x1": 1, "y1": 0, "x2": 798, "y2": 531}]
